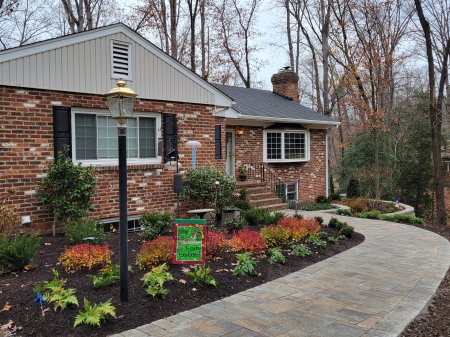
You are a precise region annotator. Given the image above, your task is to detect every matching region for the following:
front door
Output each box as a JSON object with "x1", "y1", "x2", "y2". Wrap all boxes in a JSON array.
[{"x1": 225, "y1": 131, "x2": 235, "y2": 177}]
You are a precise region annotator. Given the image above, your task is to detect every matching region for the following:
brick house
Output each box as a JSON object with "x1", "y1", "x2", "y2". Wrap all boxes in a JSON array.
[{"x1": 0, "y1": 24, "x2": 338, "y2": 233}]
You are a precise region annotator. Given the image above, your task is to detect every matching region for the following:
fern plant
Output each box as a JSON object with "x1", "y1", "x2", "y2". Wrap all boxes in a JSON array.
[
  {"x1": 89, "y1": 264, "x2": 132, "y2": 288},
  {"x1": 34, "y1": 269, "x2": 78, "y2": 311},
  {"x1": 185, "y1": 265, "x2": 218, "y2": 287},
  {"x1": 267, "y1": 248, "x2": 285, "y2": 265},
  {"x1": 290, "y1": 244, "x2": 312, "y2": 257},
  {"x1": 233, "y1": 252, "x2": 257, "y2": 277},
  {"x1": 142, "y1": 263, "x2": 175, "y2": 298},
  {"x1": 74, "y1": 298, "x2": 116, "y2": 327}
]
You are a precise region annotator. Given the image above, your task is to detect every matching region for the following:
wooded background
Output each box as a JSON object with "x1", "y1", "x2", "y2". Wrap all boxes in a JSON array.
[{"x1": 0, "y1": 0, "x2": 448, "y2": 225}]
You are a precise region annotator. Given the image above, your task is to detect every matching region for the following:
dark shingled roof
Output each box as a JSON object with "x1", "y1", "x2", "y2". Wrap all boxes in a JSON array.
[{"x1": 213, "y1": 84, "x2": 337, "y2": 124}]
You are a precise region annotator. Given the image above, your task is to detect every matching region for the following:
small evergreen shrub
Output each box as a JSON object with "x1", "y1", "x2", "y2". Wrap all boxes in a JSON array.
[
  {"x1": 336, "y1": 209, "x2": 352, "y2": 216},
  {"x1": 315, "y1": 195, "x2": 328, "y2": 204},
  {"x1": 339, "y1": 224, "x2": 355, "y2": 238},
  {"x1": 314, "y1": 216, "x2": 324, "y2": 225},
  {"x1": 136, "y1": 236, "x2": 173, "y2": 270},
  {"x1": 142, "y1": 263, "x2": 175, "y2": 298},
  {"x1": 34, "y1": 269, "x2": 79, "y2": 311},
  {"x1": 139, "y1": 211, "x2": 173, "y2": 241},
  {"x1": 296, "y1": 202, "x2": 335, "y2": 211},
  {"x1": 243, "y1": 208, "x2": 274, "y2": 226},
  {"x1": 328, "y1": 193, "x2": 341, "y2": 201},
  {"x1": 233, "y1": 252, "x2": 257, "y2": 277},
  {"x1": 0, "y1": 233, "x2": 40, "y2": 273},
  {"x1": 206, "y1": 230, "x2": 228, "y2": 258},
  {"x1": 229, "y1": 229, "x2": 266, "y2": 253},
  {"x1": 328, "y1": 217, "x2": 340, "y2": 228},
  {"x1": 65, "y1": 218, "x2": 107, "y2": 245},
  {"x1": 233, "y1": 200, "x2": 252, "y2": 211},
  {"x1": 356, "y1": 210, "x2": 380, "y2": 219},
  {"x1": 267, "y1": 248, "x2": 285, "y2": 264},
  {"x1": 185, "y1": 265, "x2": 218, "y2": 286},
  {"x1": 223, "y1": 215, "x2": 247, "y2": 231},
  {"x1": 260, "y1": 225, "x2": 290, "y2": 248},
  {"x1": 379, "y1": 213, "x2": 424, "y2": 224},
  {"x1": 59, "y1": 243, "x2": 112, "y2": 272},
  {"x1": 346, "y1": 178, "x2": 360, "y2": 198},
  {"x1": 74, "y1": 298, "x2": 116, "y2": 327},
  {"x1": 290, "y1": 243, "x2": 312, "y2": 257}
]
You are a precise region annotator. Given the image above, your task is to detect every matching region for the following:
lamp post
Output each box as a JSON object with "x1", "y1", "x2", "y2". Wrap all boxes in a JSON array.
[
  {"x1": 185, "y1": 140, "x2": 202, "y2": 168},
  {"x1": 106, "y1": 79, "x2": 138, "y2": 302}
]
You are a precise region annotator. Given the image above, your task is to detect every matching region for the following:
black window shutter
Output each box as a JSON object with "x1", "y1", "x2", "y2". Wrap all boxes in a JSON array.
[
  {"x1": 215, "y1": 125, "x2": 222, "y2": 159},
  {"x1": 53, "y1": 106, "x2": 72, "y2": 159},
  {"x1": 163, "y1": 114, "x2": 177, "y2": 163}
]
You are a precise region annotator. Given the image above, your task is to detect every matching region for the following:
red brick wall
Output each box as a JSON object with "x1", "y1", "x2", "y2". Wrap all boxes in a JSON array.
[
  {"x1": 231, "y1": 125, "x2": 326, "y2": 202},
  {"x1": 0, "y1": 86, "x2": 225, "y2": 233}
]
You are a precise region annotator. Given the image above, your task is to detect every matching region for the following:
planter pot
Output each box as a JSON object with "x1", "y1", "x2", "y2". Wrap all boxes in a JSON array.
[{"x1": 239, "y1": 175, "x2": 247, "y2": 181}]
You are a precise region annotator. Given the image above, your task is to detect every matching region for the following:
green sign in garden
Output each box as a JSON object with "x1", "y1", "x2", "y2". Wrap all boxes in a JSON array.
[{"x1": 173, "y1": 219, "x2": 206, "y2": 265}]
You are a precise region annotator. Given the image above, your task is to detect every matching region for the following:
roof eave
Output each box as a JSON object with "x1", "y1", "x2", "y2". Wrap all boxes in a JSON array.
[{"x1": 228, "y1": 114, "x2": 340, "y2": 127}]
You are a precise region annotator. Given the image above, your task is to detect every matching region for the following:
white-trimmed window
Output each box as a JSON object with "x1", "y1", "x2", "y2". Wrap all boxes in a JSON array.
[
  {"x1": 263, "y1": 129, "x2": 309, "y2": 162},
  {"x1": 72, "y1": 110, "x2": 161, "y2": 165},
  {"x1": 111, "y1": 41, "x2": 132, "y2": 80}
]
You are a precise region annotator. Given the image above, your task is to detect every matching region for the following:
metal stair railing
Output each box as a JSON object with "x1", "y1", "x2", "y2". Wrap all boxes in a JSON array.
[{"x1": 243, "y1": 161, "x2": 286, "y2": 201}]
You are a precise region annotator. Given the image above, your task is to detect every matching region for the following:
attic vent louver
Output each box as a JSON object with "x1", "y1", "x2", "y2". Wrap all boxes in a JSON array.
[{"x1": 111, "y1": 41, "x2": 131, "y2": 80}]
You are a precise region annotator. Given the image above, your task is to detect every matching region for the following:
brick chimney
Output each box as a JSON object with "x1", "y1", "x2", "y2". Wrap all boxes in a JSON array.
[{"x1": 271, "y1": 66, "x2": 299, "y2": 102}]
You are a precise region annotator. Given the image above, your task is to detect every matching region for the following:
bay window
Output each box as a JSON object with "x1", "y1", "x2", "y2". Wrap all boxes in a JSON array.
[{"x1": 264, "y1": 129, "x2": 309, "y2": 162}]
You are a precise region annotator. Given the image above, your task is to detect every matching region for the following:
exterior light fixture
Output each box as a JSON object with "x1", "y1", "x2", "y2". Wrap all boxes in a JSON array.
[
  {"x1": 236, "y1": 128, "x2": 245, "y2": 137},
  {"x1": 106, "y1": 79, "x2": 138, "y2": 302}
]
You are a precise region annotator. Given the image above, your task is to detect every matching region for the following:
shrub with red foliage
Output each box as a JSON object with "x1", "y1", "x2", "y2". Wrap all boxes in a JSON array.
[
  {"x1": 229, "y1": 228, "x2": 266, "y2": 253},
  {"x1": 59, "y1": 243, "x2": 112, "y2": 272},
  {"x1": 136, "y1": 236, "x2": 172, "y2": 270},
  {"x1": 206, "y1": 230, "x2": 228, "y2": 258},
  {"x1": 278, "y1": 217, "x2": 320, "y2": 242}
]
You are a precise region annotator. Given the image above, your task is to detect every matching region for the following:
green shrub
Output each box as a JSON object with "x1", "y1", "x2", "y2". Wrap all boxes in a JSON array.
[
  {"x1": 316, "y1": 231, "x2": 328, "y2": 240},
  {"x1": 314, "y1": 216, "x2": 324, "y2": 225},
  {"x1": 74, "y1": 298, "x2": 115, "y2": 327},
  {"x1": 337, "y1": 235, "x2": 347, "y2": 241},
  {"x1": 233, "y1": 252, "x2": 257, "y2": 277},
  {"x1": 290, "y1": 244, "x2": 312, "y2": 257},
  {"x1": 234, "y1": 200, "x2": 252, "y2": 211},
  {"x1": 328, "y1": 217, "x2": 340, "y2": 228},
  {"x1": 306, "y1": 236, "x2": 326, "y2": 249},
  {"x1": 327, "y1": 236, "x2": 339, "y2": 244},
  {"x1": 223, "y1": 215, "x2": 247, "y2": 231},
  {"x1": 142, "y1": 263, "x2": 175, "y2": 298},
  {"x1": 346, "y1": 178, "x2": 360, "y2": 198},
  {"x1": 89, "y1": 264, "x2": 131, "y2": 288},
  {"x1": 378, "y1": 213, "x2": 424, "y2": 224},
  {"x1": 65, "y1": 218, "x2": 107, "y2": 245},
  {"x1": 260, "y1": 225, "x2": 290, "y2": 248},
  {"x1": 37, "y1": 151, "x2": 96, "y2": 231},
  {"x1": 271, "y1": 212, "x2": 284, "y2": 224},
  {"x1": 34, "y1": 269, "x2": 79, "y2": 311},
  {"x1": 328, "y1": 193, "x2": 341, "y2": 201},
  {"x1": 297, "y1": 202, "x2": 335, "y2": 211},
  {"x1": 243, "y1": 208, "x2": 273, "y2": 226},
  {"x1": 185, "y1": 265, "x2": 218, "y2": 286},
  {"x1": 356, "y1": 210, "x2": 380, "y2": 219},
  {"x1": 0, "y1": 233, "x2": 40, "y2": 273},
  {"x1": 267, "y1": 248, "x2": 285, "y2": 264},
  {"x1": 139, "y1": 211, "x2": 173, "y2": 241},
  {"x1": 315, "y1": 195, "x2": 328, "y2": 203},
  {"x1": 183, "y1": 166, "x2": 236, "y2": 212},
  {"x1": 336, "y1": 209, "x2": 352, "y2": 216},
  {"x1": 339, "y1": 224, "x2": 355, "y2": 238}
]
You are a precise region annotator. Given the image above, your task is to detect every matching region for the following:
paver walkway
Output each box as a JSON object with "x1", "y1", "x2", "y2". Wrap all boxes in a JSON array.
[{"x1": 111, "y1": 212, "x2": 450, "y2": 337}]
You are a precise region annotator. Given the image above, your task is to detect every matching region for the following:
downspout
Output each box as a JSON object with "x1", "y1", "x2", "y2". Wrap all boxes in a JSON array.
[{"x1": 325, "y1": 130, "x2": 329, "y2": 198}]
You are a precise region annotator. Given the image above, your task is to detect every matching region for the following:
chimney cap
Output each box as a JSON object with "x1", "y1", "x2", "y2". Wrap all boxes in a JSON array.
[{"x1": 279, "y1": 66, "x2": 293, "y2": 73}]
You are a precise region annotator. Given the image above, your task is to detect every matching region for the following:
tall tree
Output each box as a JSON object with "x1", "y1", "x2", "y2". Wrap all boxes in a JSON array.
[
  {"x1": 60, "y1": 0, "x2": 113, "y2": 33},
  {"x1": 414, "y1": 0, "x2": 450, "y2": 226}
]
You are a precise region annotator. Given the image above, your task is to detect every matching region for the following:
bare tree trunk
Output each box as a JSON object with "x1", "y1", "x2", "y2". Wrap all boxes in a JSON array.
[
  {"x1": 169, "y1": 0, "x2": 177, "y2": 58},
  {"x1": 200, "y1": 0, "x2": 207, "y2": 79},
  {"x1": 321, "y1": 0, "x2": 331, "y2": 115},
  {"x1": 284, "y1": 0, "x2": 294, "y2": 69},
  {"x1": 187, "y1": 0, "x2": 199, "y2": 72}
]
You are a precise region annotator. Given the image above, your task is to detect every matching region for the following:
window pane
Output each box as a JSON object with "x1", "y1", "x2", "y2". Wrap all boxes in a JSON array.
[
  {"x1": 139, "y1": 118, "x2": 156, "y2": 158},
  {"x1": 267, "y1": 132, "x2": 282, "y2": 159},
  {"x1": 98, "y1": 116, "x2": 118, "y2": 158},
  {"x1": 284, "y1": 132, "x2": 305, "y2": 159},
  {"x1": 75, "y1": 114, "x2": 96, "y2": 160},
  {"x1": 127, "y1": 118, "x2": 138, "y2": 158},
  {"x1": 286, "y1": 182, "x2": 297, "y2": 201}
]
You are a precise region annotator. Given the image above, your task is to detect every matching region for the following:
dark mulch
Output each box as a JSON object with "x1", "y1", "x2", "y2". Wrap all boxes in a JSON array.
[
  {"x1": 401, "y1": 222, "x2": 450, "y2": 337},
  {"x1": 0, "y1": 226, "x2": 363, "y2": 337}
]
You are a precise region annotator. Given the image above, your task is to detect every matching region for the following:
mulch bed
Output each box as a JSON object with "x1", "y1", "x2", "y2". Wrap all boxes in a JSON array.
[
  {"x1": 401, "y1": 222, "x2": 450, "y2": 337},
  {"x1": 0, "y1": 226, "x2": 363, "y2": 337}
]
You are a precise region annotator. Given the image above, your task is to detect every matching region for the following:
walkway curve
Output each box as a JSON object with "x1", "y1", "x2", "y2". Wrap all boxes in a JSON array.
[{"x1": 111, "y1": 212, "x2": 450, "y2": 337}]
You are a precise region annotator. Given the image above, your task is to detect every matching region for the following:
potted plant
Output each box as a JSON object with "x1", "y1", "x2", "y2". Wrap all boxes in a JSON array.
[{"x1": 238, "y1": 165, "x2": 247, "y2": 181}]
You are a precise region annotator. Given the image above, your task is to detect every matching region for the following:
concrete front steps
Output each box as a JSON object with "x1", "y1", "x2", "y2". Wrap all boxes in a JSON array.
[{"x1": 237, "y1": 180, "x2": 286, "y2": 212}]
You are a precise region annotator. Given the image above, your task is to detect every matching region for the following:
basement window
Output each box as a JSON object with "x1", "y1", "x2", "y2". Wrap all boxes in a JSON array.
[{"x1": 111, "y1": 41, "x2": 132, "y2": 80}]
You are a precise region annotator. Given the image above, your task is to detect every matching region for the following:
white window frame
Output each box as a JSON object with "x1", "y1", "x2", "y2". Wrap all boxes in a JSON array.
[
  {"x1": 71, "y1": 109, "x2": 162, "y2": 166},
  {"x1": 285, "y1": 182, "x2": 298, "y2": 201},
  {"x1": 111, "y1": 40, "x2": 132, "y2": 81},
  {"x1": 263, "y1": 129, "x2": 310, "y2": 163}
]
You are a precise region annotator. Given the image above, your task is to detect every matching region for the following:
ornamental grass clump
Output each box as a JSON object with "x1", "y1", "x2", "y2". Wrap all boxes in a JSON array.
[
  {"x1": 59, "y1": 243, "x2": 112, "y2": 272},
  {"x1": 229, "y1": 228, "x2": 266, "y2": 253},
  {"x1": 136, "y1": 236, "x2": 173, "y2": 270}
]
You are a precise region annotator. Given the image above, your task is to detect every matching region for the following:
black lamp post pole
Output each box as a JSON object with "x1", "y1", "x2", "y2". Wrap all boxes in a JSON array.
[{"x1": 118, "y1": 125, "x2": 128, "y2": 302}]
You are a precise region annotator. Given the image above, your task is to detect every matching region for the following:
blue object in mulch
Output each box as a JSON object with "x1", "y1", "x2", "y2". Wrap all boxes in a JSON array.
[{"x1": 35, "y1": 292, "x2": 45, "y2": 305}]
